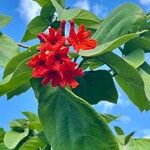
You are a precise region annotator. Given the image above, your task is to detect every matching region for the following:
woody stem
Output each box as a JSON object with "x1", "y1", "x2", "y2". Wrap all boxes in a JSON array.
[{"x1": 17, "y1": 43, "x2": 29, "y2": 49}]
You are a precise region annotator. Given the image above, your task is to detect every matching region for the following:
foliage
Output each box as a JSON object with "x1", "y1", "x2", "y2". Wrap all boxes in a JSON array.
[{"x1": 0, "y1": 0, "x2": 150, "y2": 149}]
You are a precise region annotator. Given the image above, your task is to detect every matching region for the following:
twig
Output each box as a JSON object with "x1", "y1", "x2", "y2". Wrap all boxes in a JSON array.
[{"x1": 17, "y1": 43, "x2": 29, "y2": 49}]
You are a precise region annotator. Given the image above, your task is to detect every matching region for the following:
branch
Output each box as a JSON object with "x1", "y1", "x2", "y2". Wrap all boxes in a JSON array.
[{"x1": 17, "y1": 43, "x2": 29, "y2": 49}]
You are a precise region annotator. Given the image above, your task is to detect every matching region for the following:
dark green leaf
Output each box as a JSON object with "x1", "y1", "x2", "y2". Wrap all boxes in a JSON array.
[
  {"x1": 0, "y1": 128, "x2": 5, "y2": 143},
  {"x1": 125, "y1": 132, "x2": 135, "y2": 145},
  {"x1": 22, "y1": 29, "x2": 36, "y2": 42},
  {"x1": 38, "y1": 86, "x2": 119, "y2": 150},
  {"x1": 0, "y1": 33, "x2": 19, "y2": 67},
  {"x1": 73, "y1": 70, "x2": 118, "y2": 104},
  {"x1": 40, "y1": 2, "x2": 55, "y2": 19},
  {"x1": 114, "y1": 126, "x2": 124, "y2": 135},
  {"x1": 123, "y1": 37, "x2": 150, "y2": 55}
]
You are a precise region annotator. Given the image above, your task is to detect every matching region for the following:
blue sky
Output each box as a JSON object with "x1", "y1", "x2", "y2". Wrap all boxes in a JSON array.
[{"x1": 0, "y1": 0, "x2": 150, "y2": 138}]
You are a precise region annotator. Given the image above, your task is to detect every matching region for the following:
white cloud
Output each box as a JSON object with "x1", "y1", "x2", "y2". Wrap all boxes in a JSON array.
[
  {"x1": 92, "y1": 4, "x2": 107, "y2": 18},
  {"x1": 95, "y1": 101, "x2": 115, "y2": 113},
  {"x1": 142, "y1": 129, "x2": 150, "y2": 138},
  {"x1": 74, "y1": 0, "x2": 90, "y2": 10},
  {"x1": 118, "y1": 116, "x2": 131, "y2": 124},
  {"x1": 139, "y1": 0, "x2": 150, "y2": 5},
  {"x1": 18, "y1": 0, "x2": 41, "y2": 23}
]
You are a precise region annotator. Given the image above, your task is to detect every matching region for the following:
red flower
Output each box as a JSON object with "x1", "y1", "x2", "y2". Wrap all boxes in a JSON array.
[
  {"x1": 38, "y1": 28, "x2": 66, "y2": 52},
  {"x1": 46, "y1": 46, "x2": 70, "y2": 65},
  {"x1": 68, "y1": 20, "x2": 97, "y2": 53},
  {"x1": 60, "y1": 62, "x2": 84, "y2": 88},
  {"x1": 41, "y1": 64, "x2": 63, "y2": 87},
  {"x1": 27, "y1": 54, "x2": 48, "y2": 78}
]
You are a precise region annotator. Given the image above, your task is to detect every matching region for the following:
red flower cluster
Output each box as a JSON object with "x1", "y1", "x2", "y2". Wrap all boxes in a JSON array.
[{"x1": 27, "y1": 20, "x2": 97, "y2": 88}]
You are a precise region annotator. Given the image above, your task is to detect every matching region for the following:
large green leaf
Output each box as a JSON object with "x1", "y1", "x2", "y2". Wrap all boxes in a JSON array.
[
  {"x1": 0, "y1": 33, "x2": 19, "y2": 67},
  {"x1": 0, "y1": 58, "x2": 32, "y2": 97},
  {"x1": 93, "y1": 3, "x2": 146, "y2": 44},
  {"x1": 99, "y1": 52, "x2": 150, "y2": 111},
  {"x1": 3, "y1": 45, "x2": 37, "y2": 78},
  {"x1": 73, "y1": 70, "x2": 118, "y2": 104},
  {"x1": 139, "y1": 62, "x2": 150, "y2": 104},
  {"x1": 37, "y1": 85, "x2": 119, "y2": 150},
  {"x1": 79, "y1": 32, "x2": 141, "y2": 57},
  {"x1": 1, "y1": 46, "x2": 37, "y2": 98},
  {"x1": 134, "y1": 139, "x2": 150, "y2": 150},
  {"x1": 51, "y1": 0, "x2": 101, "y2": 29},
  {"x1": 0, "y1": 14, "x2": 11, "y2": 28},
  {"x1": 4, "y1": 128, "x2": 29, "y2": 149}
]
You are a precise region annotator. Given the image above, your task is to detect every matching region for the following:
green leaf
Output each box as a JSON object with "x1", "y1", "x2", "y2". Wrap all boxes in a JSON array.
[
  {"x1": 18, "y1": 136, "x2": 45, "y2": 150},
  {"x1": 117, "y1": 135, "x2": 134, "y2": 150},
  {"x1": 10, "y1": 119, "x2": 29, "y2": 132},
  {"x1": 135, "y1": 139, "x2": 150, "y2": 150},
  {"x1": 22, "y1": 29, "x2": 36, "y2": 42},
  {"x1": 114, "y1": 126, "x2": 124, "y2": 135},
  {"x1": 74, "y1": 9, "x2": 101, "y2": 30},
  {"x1": 27, "y1": 16, "x2": 50, "y2": 34},
  {"x1": 139, "y1": 63, "x2": 150, "y2": 103},
  {"x1": 101, "y1": 114, "x2": 119, "y2": 123},
  {"x1": 0, "y1": 58, "x2": 32, "y2": 97},
  {"x1": 123, "y1": 37, "x2": 150, "y2": 54},
  {"x1": 99, "y1": 52, "x2": 150, "y2": 111},
  {"x1": 0, "y1": 14, "x2": 11, "y2": 28},
  {"x1": 22, "y1": 112, "x2": 39, "y2": 122},
  {"x1": 22, "y1": 111, "x2": 42, "y2": 132},
  {"x1": 4, "y1": 128, "x2": 29, "y2": 149},
  {"x1": 51, "y1": 0, "x2": 101, "y2": 29},
  {"x1": 124, "y1": 132, "x2": 135, "y2": 145},
  {"x1": 80, "y1": 58, "x2": 104, "y2": 70},
  {"x1": 79, "y1": 32, "x2": 141, "y2": 57},
  {"x1": 3, "y1": 45, "x2": 37, "y2": 78},
  {"x1": 124, "y1": 49, "x2": 144, "y2": 68},
  {"x1": 40, "y1": 2, "x2": 55, "y2": 19},
  {"x1": 0, "y1": 33, "x2": 19, "y2": 67},
  {"x1": 73, "y1": 70, "x2": 118, "y2": 105},
  {"x1": 38, "y1": 86, "x2": 119, "y2": 150},
  {"x1": 0, "y1": 143, "x2": 9, "y2": 150},
  {"x1": 7, "y1": 81, "x2": 31, "y2": 100},
  {"x1": 93, "y1": 3, "x2": 146, "y2": 44},
  {"x1": 0, "y1": 128, "x2": 5, "y2": 143},
  {"x1": 0, "y1": 46, "x2": 37, "y2": 98}
]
